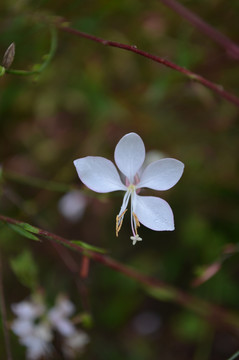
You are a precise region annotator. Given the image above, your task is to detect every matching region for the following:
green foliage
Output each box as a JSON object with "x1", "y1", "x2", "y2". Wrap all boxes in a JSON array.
[
  {"x1": 71, "y1": 240, "x2": 107, "y2": 254},
  {"x1": 0, "y1": 66, "x2": 5, "y2": 76},
  {"x1": 10, "y1": 249, "x2": 39, "y2": 290},
  {"x1": 8, "y1": 223, "x2": 40, "y2": 241},
  {"x1": 172, "y1": 311, "x2": 209, "y2": 342},
  {"x1": 0, "y1": 0, "x2": 239, "y2": 358}
]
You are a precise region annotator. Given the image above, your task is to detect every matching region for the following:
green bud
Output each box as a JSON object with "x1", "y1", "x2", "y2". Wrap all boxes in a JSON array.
[{"x1": 0, "y1": 66, "x2": 5, "y2": 76}]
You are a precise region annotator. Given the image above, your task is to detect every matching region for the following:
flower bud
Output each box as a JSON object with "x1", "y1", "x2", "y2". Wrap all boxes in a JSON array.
[{"x1": 2, "y1": 42, "x2": 15, "y2": 69}]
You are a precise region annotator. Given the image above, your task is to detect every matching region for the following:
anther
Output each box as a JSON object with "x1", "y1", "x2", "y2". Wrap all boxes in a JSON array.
[
  {"x1": 116, "y1": 209, "x2": 127, "y2": 237},
  {"x1": 132, "y1": 212, "x2": 140, "y2": 234}
]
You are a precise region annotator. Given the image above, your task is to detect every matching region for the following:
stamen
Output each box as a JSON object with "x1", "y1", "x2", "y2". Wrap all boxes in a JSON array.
[
  {"x1": 132, "y1": 212, "x2": 140, "y2": 234},
  {"x1": 116, "y1": 209, "x2": 127, "y2": 237}
]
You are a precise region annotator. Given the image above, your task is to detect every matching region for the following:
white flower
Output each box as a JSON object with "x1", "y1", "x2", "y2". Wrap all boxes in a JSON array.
[
  {"x1": 11, "y1": 294, "x2": 90, "y2": 359},
  {"x1": 74, "y1": 132, "x2": 184, "y2": 244},
  {"x1": 63, "y1": 330, "x2": 90, "y2": 358},
  {"x1": 11, "y1": 299, "x2": 52, "y2": 360},
  {"x1": 58, "y1": 190, "x2": 87, "y2": 222},
  {"x1": 20, "y1": 323, "x2": 52, "y2": 360},
  {"x1": 11, "y1": 318, "x2": 34, "y2": 337},
  {"x1": 48, "y1": 296, "x2": 76, "y2": 336},
  {"x1": 11, "y1": 300, "x2": 45, "y2": 320}
]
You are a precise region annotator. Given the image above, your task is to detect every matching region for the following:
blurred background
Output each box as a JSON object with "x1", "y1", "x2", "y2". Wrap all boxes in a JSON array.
[{"x1": 0, "y1": 0, "x2": 239, "y2": 359}]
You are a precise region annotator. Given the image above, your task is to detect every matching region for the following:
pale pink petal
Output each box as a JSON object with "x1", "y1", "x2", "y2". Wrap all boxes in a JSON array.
[
  {"x1": 138, "y1": 158, "x2": 184, "y2": 191},
  {"x1": 134, "y1": 195, "x2": 174, "y2": 231},
  {"x1": 74, "y1": 157, "x2": 126, "y2": 193},
  {"x1": 114, "y1": 133, "x2": 145, "y2": 183}
]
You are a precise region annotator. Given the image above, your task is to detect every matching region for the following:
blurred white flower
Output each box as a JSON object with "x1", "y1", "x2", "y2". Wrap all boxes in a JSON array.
[
  {"x1": 20, "y1": 323, "x2": 52, "y2": 360},
  {"x1": 143, "y1": 150, "x2": 167, "y2": 169},
  {"x1": 58, "y1": 190, "x2": 87, "y2": 222},
  {"x1": 11, "y1": 300, "x2": 45, "y2": 320},
  {"x1": 63, "y1": 330, "x2": 90, "y2": 358},
  {"x1": 11, "y1": 294, "x2": 89, "y2": 360},
  {"x1": 132, "y1": 311, "x2": 161, "y2": 335},
  {"x1": 11, "y1": 318, "x2": 34, "y2": 337},
  {"x1": 48, "y1": 296, "x2": 76, "y2": 336},
  {"x1": 54, "y1": 295, "x2": 75, "y2": 316}
]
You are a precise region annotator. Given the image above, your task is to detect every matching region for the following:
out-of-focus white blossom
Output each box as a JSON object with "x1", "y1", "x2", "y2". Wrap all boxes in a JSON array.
[
  {"x1": 11, "y1": 300, "x2": 45, "y2": 320},
  {"x1": 143, "y1": 150, "x2": 167, "y2": 169},
  {"x1": 11, "y1": 294, "x2": 89, "y2": 359},
  {"x1": 132, "y1": 311, "x2": 161, "y2": 335},
  {"x1": 11, "y1": 318, "x2": 34, "y2": 337},
  {"x1": 58, "y1": 190, "x2": 87, "y2": 222},
  {"x1": 48, "y1": 296, "x2": 76, "y2": 336},
  {"x1": 63, "y1": 330, "x2": 90, "y2": 358},
  {"x1": 20, "y1": 323, "x2": 52, "y2": 360}
]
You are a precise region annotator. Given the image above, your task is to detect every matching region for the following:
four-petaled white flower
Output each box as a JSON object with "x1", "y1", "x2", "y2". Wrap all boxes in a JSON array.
[{"x1": 74, "y1": 132, "x2": 184, "y2": 245}]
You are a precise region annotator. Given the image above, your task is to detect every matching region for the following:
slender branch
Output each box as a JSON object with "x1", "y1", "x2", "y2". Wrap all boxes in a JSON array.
[
  {"x1": 57, "y1": 24, "x2": 239, "y2": 108},
  {"x1": 227, "y1": 351, "x2": 239, "y2": 360},
  {"x1": 1, "y1": 213, "x2": 239, "y2": 332},
  {"x1": 51, "y1": 242, "x2": 90, "y2": 312},
  {"x1": 159, "y1": 0, "x2": 239, "y2": 60},
  {"x1": 3, "y1": 170, "x2": 73, "y2": 193},
  {"x1": 5, "y1": 27, "x2": 57, "y2": 76},
  {"x1": 0, "y1": 252, "x2": 13, "y2": 360}
]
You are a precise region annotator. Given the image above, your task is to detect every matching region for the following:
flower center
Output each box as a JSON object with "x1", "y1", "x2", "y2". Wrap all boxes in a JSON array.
[
  {"x1": 116, "y1": 182, "x2": 141, "y2": 242},
  {"x1": 128, "y1": 183, "x2": 136, "y2": 192}
]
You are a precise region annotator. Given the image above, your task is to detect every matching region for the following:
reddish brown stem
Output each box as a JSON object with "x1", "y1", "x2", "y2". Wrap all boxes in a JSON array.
[
  {"x1": 52, "y1": 243, "x2": 90, "y2": 311},
  {"x1": 1, "y1": 213, "x2": 239, "y2": 332},
  {"x1": 80, "y1": 256, "x2": 90, "y2": 279},
  {"x1": 58, "y1": 25, "x2": 239, "y2": 108},
  {"x1": 159, "y1": 0, "x2": 239, "y2": 59},
  {"x1": 0, "y1": 252, "x2": 13, "y2": 360}
]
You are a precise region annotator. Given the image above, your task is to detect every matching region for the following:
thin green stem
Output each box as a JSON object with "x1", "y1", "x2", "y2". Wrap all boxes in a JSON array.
[
  {"x1": 227, "y1": 351, "x2": 239, "y2": 360},
  {"x1": 3, "y1": 170, "x2": 73, "y2": 193},
  {"x1": 5, "y1": 26, "x2": 57, "y2": 76}
]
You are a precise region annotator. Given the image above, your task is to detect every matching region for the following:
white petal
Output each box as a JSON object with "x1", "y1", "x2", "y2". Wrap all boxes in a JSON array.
[
  {"x1": 55, "y1": 318, "x2": 76, "y2": 336},
  {"x1": 74, "y1": 157, "x2": 126, "y2": 193},
  {"x1": 56, "y1": 297, "x2": 75, "y2": 316},
  {"x1": 138, "y1": 158, "x2": 184, "y2": 191},
  {"x1": 65, "y1": 330, "x2": 90, "y2": 350},
  {"x1": 134, "y1": 195, "x2": 174, "y2": 231},
  {"x1": 11, "y1": 319, "x2": 33, "y2": 337},
  {"x1": 114, "y1": 133, "x2": 145, "y2": 183},
  {"x1": 11, "y1": 301, "x2": 44, "y2": 319}
]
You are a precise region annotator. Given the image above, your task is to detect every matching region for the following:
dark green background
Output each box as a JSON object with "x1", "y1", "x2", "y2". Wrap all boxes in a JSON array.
[{"x1": 0, "y1": 0, "x2": 239, "y2": 359}]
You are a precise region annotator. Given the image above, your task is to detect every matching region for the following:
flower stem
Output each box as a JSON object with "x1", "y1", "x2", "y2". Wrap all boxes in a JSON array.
[
  {"x1": 5, "y1": 26, "x2": 57, "y2": 76},
  {"x1": 227, "y1": 351, "x2": 239, "y2": 360},
  {"x1": 3, "y1": 169, "x2": 73, "y2": 193},
  {"x1": 159, "y1": 0, "x2": 239, "y2": 59},
  {"x1": 57, "y1": 23, "x2": 239, "y2": 108},
  {"x1": 0, "y1": 252, "x2": 13, "y2": 360}
]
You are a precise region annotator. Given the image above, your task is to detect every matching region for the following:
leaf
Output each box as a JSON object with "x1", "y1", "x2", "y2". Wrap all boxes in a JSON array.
[
  {"x1": 10, "y1": 249, "x2": 38, "y2": 290},
  {"x1": 8, "y1": 223, "x2": 40, "y2": 241},
  {"x1": 79, "y1": 312, "x2": 93, "y2": 328},
  {"x1": 18, "y1": 222, "x2": 40, "y2": 234},
  {"x1": 145, "y1": 285, "x2": 177, "y2": 302},
  {"x1": 70, "y1": 240, "x2": 107, "y2": 254},
  {"x1": 0, "y1": 65, "x2": 5, "y2": 76}
]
